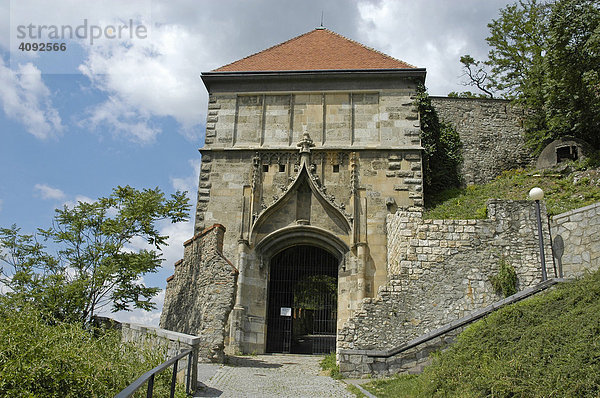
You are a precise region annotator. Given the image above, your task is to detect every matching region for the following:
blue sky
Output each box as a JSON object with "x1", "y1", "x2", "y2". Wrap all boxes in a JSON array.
[{"x1": 0, "y1": 0, "x2": 513, "y2": 325}]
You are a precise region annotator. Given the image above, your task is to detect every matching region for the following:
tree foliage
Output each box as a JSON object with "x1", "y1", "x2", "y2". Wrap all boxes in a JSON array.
[
  {"x1": 416, "y1": 86, "x2": 463, "y2": 201},
  {"x1": 0, "y1": 186, "x2": 190, "y2": 325},
  {"x1": 544, "y1": 0, "x2": 600, "y2": 149},
  {"x1": 459, "y1": 0, "x2": 600, "y2": 153}
]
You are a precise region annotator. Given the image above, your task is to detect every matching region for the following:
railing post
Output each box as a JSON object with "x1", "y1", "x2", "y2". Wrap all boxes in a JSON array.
[
  {"x1": 170, "y1": 359, "x2": 178, "y2": 398},
  {"x1": 146, "y1": 374, "x2": 154, "y2": 398},
  {"x1": 186, "y1": 351, "x2": 192, "y2": 394}
]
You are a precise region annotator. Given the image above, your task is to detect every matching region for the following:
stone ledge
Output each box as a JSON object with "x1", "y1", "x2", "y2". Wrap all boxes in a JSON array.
[
  {"x1": 552, "y1": 202, "x2": 600, "y2": 221},
  {"x1": 122, "y1": 322, "x2": 202, "y2": 346}
]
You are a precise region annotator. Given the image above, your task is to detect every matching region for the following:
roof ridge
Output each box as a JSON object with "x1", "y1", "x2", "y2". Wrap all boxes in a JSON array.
[
  {"x1": 213, "y1": 29, "x2": 316, "y2": 72},
  {"x1": 323, "y1": 28, "x2": 417, "y2": 69},
  {"x1": 213, "y1": 27, "x2": 417, "y2": 72}
]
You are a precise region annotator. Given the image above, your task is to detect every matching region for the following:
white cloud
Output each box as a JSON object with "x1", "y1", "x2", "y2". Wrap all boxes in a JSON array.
[
  {"x1": 98, "y1": 285, "x2": 166, "y2": 327},
  {"x1": 356, "y1": 0, "x2": 511, "y2": 96},
  {"x1": 0, "y1": 60, "x2": 63, "y2": 139},
  {"x1": 171, "y1": 158, "x2": 201, "y2": 203},
  {"x1": 79, "y1": 22, "x2": 211, "y2": 143},
  {"x1": 62, "y1": 194, "x2": 95, "y2": 209},
  {"x1": 34, "y1": 183, "x2": 66, "y2": 200}
]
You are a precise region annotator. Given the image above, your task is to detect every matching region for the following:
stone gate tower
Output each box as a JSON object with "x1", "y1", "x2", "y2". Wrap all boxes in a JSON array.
[{"x1": 162, "y1": 28, "x2": 426, "y2": 355}]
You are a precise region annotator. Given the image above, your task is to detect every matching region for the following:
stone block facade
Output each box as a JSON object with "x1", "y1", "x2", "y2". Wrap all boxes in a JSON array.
[
  {"x1": 551, "y1": 202, "x2": 600, "y2": 277},
  {"x1": 194, "y1": 68, "x2": 427, "y2": 354},
  {"x1": 431, "y1": 97, "x2": 533, "y2": 185},
  {"x1": 337, "y1": 200, "x2": 551, "y2": 374},
  {"x1": 160, "y1": 224, "x2": 237, "y2": 363}
]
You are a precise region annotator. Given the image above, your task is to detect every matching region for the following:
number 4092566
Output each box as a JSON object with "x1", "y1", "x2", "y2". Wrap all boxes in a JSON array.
[{"x1": 18, "y1": 42, "x2": 66, "y2": 51}]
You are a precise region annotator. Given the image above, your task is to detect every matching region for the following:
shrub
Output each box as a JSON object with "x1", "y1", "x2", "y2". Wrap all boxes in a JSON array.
[{"x1": 0, "y1": 303, "x2": 186, "y2": 398}]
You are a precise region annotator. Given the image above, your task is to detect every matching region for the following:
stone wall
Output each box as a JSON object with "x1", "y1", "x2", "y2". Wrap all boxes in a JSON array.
[
  {"x1": 338, "y1": 200, "x2": 551, "y2": 374},
  {"x1": 160, "y1": 224, "x2": 237, "y2": 363},
  {"x1": 430, "y1": 97, "x2": 533, "y2": 185},
  {"x1": 338, "y1": 278, "x2": 563, "y2": 377},
  {"x1": 93, "y1": 317, "x2": 199, "y2": 392},
  {"x1": 551, "y1": 202, "x2": 600, "y2": 277}
]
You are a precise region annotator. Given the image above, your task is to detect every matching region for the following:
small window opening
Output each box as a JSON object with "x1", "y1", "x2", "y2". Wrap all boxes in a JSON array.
[
  {"x1": 279, "y1": 164, "x2": 286, "y2": 172},
  {"x1": 263, "y1": 164, "x2": 269, "y2": 173},
  {"x1": 332, "y1": 164, "x2": 340, "y2": 173},
  {"x1": 556, "y1": 145, "x2": 578, "y2": 163}
]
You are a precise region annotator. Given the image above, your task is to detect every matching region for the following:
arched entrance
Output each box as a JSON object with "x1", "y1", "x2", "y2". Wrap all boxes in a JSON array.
[{"x1": 266, "y1": 245, "x2": 338, "y2": 354}]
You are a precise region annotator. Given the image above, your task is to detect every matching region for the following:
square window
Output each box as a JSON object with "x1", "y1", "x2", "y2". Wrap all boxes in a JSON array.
[
  {"x1": 279, "y1": 164, "x2": 286, "y2": 172},
  {"x1": 263, "y1": 164, "x2": 269, "y2": 173},
  {"x1": 332, "y1": 164, "x2": 340, "y2": 173}
]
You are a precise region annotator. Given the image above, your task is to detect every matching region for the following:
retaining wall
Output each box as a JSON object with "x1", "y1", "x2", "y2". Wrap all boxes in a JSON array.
[
  {"x1": 338, "y1": 200, "x2": 551, "y2": 377},
  {"x1": 551, "y1": 202, "x2": 600, "y2": 277}
]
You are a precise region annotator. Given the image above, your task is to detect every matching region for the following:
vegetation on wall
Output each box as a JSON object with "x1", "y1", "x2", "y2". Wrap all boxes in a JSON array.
[
  {"x1": 362, "y1": 269, "x2": 600, "y2": 397},
  {"x1": 490, "y1": 257, "x2": 518, "y2": 297},
  {"x1": 424, "y1": 156, "x2": 600, "y2": 219},
  {"x1": 416, "y1": 86, "x2": 463, "y2": 204},
  {"x1": 458, "y1": 0, "x2": 600, "y2": 153}
]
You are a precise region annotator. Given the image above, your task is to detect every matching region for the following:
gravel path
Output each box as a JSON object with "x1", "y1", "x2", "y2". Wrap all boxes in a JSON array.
[{"x1": 194, "y1": 354, "x2": 354, "y2": 398}]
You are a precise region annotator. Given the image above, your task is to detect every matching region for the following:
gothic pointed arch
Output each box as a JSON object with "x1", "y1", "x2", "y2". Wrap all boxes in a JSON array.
[{"x1": 250, "y1": 145, "x2": 352, "y2": 248}]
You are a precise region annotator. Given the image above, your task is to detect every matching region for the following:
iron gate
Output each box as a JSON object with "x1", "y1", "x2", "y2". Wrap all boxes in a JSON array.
[{"x1": 266, "y1": 245, "x2": 338, "y2": 354}]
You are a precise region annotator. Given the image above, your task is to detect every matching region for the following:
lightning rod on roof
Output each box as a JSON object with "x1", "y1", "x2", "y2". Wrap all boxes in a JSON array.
[{"x1": 319, "y1": 11, "x2": 324, "y2": 28}]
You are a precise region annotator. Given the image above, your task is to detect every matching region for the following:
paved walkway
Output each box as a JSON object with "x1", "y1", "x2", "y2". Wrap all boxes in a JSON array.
[{"x1": 194, "y1": 354, "x2": 355, "y2": 398}]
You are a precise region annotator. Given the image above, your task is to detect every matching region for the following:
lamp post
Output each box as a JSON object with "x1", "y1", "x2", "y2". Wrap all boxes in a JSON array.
[{"x1": 529, "y1": 187, "x2": 547, "y2": 281}]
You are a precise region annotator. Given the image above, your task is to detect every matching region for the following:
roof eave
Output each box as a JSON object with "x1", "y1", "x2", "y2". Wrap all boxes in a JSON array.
[{"x1": 201, "y1": 68, "x2": 427, "y2": 92}]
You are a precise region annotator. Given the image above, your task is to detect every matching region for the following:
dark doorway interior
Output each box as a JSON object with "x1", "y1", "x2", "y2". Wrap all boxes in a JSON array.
[
  {"x1": 266, "y1": 245, "x2": 338, "y2": 354},
  {"x1": 556, "y1": 145, "x2": 578, "y2": 163}
]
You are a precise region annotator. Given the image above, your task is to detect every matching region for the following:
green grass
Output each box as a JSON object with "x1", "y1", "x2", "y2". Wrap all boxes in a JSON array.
[
  {"x1": 346, "y1": 383, "x2": 368, "y2": 397},
  {"x1": 362, "y1": 270, "x2": 600, "y2": 397},
  {"x1": 320, "y1": 352, "x2": 342, "y2": 379},
  {"x1": 424, "y1": 157, "x2": 600, "y2": 219}
]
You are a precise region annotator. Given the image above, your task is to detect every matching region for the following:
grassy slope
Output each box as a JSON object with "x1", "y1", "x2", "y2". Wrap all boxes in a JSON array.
[
  {"x1": 424, "y1": 158, "x2": 600, "y2": 220},
  {"x1": 363, "y1": 270, "x2": 600, "y2": 397}
]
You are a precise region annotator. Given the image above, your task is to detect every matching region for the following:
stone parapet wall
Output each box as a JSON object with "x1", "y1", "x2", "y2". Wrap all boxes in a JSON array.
[
  {"x1": 93, "y1": 317, "x2": 199, "y2": 392},
  {"x1": 430, "y1": 97, "x2": 533, "y2": 185},
  {"x1": 160, "y1": 224, "x2": 237, "y2": 363},
  {"x1": 338, "y1": 278, "x2": 564, "y2": 377},
  {"x1": 338, "y1": 200, "x2": 551, "y2": 369},
  {"x1": 551, "y1": 202, "x2": 600, "y2": 277},
  {"x1": 339, "y1": 327, "x2": 463, "y2": 377}
]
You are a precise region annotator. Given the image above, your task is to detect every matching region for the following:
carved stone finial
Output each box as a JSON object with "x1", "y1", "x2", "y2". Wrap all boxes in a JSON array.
[{"x1": 297, "y1": 131, "x2": 315, "y2": 154}]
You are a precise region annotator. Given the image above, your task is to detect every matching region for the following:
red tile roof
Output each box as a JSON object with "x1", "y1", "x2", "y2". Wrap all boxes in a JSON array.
[{"x1": 214, "y1": 28, "x2": 416, "y2": 72}]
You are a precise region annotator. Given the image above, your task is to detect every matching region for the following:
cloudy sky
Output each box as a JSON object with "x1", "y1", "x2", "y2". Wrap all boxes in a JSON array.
[{"x1": 0, "y1": 0, "x2": 513, "y2": 325}]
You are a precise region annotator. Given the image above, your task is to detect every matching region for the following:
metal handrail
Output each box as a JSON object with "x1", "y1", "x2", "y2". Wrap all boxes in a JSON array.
[{"x1": 115, "y1": 349, "x2": 193, "y2": 398}]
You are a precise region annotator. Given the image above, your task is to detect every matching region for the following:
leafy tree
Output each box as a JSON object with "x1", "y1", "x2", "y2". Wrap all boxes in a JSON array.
[
  {"x1": 459, "y1": 0, "x2": 599, "y2": 153},
  {"x1": 457, "y1": 55, "x2": 495, "y2": 98},
  {"x1": 447, "y1": 90, "x2": 491, "y2": 99},
  {"x1": 485, "y1": 0, "x2": 550, "y2": 99},
  {"x1": 0, "y1": 186, "x2": 190, "y2": 325},
  {"x1": 544, "y1": 0, "x2": 600, "y2": 149}
]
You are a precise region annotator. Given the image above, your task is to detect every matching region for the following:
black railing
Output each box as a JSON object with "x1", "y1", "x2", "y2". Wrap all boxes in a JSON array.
[{"x1": 114, "y1": 349, "x2": 193, "y2": 398}]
